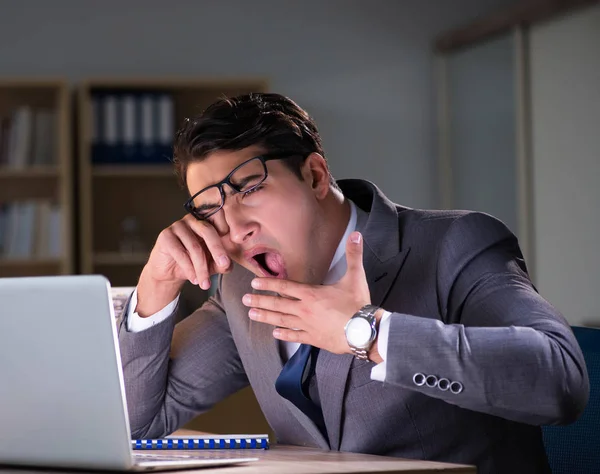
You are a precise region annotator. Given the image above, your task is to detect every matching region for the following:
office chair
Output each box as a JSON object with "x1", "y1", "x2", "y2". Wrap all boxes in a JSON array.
[{"x1": 542, "y1": 326, "x2": 600, "y2": 474}]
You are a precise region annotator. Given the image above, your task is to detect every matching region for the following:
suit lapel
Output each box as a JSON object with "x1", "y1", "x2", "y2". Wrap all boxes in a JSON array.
[
  {"x1": 248, "y1": 288, "x2": 282, "y2": 376},
  {"x1": 246, "y1": 274, "x2": 329, "y2": 448},
  {"x1": 364, "y1": 245, "x2": 410, "y2": 309},
  {"x1": 235, "y1": 268, "x2": 283, "y2": 391},
  {"x1": 319, "y1": 184, "x2": 410, "y2": 450}
]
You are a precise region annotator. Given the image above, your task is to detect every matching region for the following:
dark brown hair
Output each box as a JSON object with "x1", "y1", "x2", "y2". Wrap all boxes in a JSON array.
[{"x1": 173, "y1": 92, "x2": 337, "y2": 189}]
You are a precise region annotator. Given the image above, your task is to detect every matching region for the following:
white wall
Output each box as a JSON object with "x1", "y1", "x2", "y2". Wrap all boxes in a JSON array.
[
  {"x1": 530, "y1": 4, "x2": 600, "y2": 326},
  {"x1": 447, "y1": 33, "x2": 518, "y2": 234},
  {"x1": 0, "y1": 0, "x2": 518, "y2": 209}
]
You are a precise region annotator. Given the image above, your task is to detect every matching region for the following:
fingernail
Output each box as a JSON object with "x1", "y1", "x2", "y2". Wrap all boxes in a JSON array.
[
  {"x1": 273, "y1": 328, "x2": 281, "y2": 338},
  {"x1": 351, "y1": 232, "x2": 361, "y2": 244},
  {"x1": 248, "y1": 308, "x2": 258, "y2": 319},
  {"x1": 243, "y1": 294, "x2": 252, "y2": 305},
  {"x1": 218, "y1": 255, "x2": 229, "y2": 267},
  {"x1": 202, "y1": 279, "x2": 211, "y2": 289},
  {"x1": 251, "y1": 279, "x2": 261, "y2": 289},
  {"x1": 191, "y1": 278, "x2": 198, "y2": 285}
]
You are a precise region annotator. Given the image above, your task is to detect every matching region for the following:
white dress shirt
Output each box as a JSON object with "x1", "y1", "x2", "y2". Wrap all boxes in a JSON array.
[{"x1": 127, "y1": 199, "x2": 391, "y2": 381}]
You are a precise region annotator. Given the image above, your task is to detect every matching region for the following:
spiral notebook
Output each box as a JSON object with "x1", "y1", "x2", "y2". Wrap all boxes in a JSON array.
[{"x1": 133, "y1": 434, "x2": 269, "y2": 450}]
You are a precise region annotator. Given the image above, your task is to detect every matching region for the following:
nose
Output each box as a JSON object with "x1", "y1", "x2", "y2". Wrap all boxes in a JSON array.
[{"x1": 221, "y1": 200, "x2": 258, "y2": 245}]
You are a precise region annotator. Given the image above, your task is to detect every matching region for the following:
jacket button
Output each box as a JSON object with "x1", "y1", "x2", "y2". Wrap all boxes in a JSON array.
[
  {"x1": 425, "y1": 375, "x2": 438, "y2": 388},
  {"x1": 413, "y1": 373, "x2": 426, "y2": 386},
  {"x1": 450, "y1": 381, "x2": 464, "y2": 394},
  {"x1": 438, "y1": 378, "x2": 450, "y2": 391}
]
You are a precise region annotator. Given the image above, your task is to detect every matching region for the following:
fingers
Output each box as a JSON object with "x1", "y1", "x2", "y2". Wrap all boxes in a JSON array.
[
  {"x1": 248, "y1": 307, "x2": 304, "y2": 331},
  {"x1": 250, "y1": 277, "x2": 305, "y2": 298},
  {"x1": 243, "y1": 293, "x2": 305, "y2": 329},
  {"x1": 186, "y1": 215, "x2": 231, "y2": 274},
  {"x1": 171, "y1": 224, "x2": 212, "y2": 289},
  {"x1": 168, "y1": 217, "x2": 230, "y2": 290},
  {"x1": 272, "y1": 327, "x2": 307, "y2": 343},
  {"x1": 160, "y1": 230, "x2": 199, "y2": 285},
  {"x1": 345, "y1": 231, "x2": 365, "y2": 277},
  {"x1": 242, "y1": 292, "x2": 301, "y2": 316}
]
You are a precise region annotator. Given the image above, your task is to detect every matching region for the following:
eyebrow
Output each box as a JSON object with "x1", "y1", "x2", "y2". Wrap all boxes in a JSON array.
[
  {"x1": 195, "y1": 201, "x2": 220, "y2": 212},
  {"x1": 193, "y1": 173, "x2": 265, "y2": 213},
  {"x1": 234, "y1": 173, "x2": 264, "y2": 189}
]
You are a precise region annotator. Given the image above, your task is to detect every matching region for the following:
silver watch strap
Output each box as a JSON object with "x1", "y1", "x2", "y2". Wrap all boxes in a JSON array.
[{"x1": 350, "y1": 347, "x2": 370, "y2": 360}]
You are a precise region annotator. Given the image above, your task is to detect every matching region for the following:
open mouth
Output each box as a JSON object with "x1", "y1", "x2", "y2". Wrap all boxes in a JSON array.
[{"x1": 252, "y1": 252, "x2": 286, "y2": 279}]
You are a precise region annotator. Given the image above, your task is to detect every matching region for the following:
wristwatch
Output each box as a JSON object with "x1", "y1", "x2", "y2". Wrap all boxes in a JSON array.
[{"x1": 344, "y1": 304, "x2": 379, "y2": 360}]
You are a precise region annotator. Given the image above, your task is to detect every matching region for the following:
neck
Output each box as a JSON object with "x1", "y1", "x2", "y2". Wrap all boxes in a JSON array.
[{"x1": 313, "y1": 188, "x2": 351, "y2": 282}]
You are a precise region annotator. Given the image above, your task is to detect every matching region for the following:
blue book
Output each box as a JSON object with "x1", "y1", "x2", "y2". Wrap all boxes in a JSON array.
[
  {"x1": 132, "y1": 434, "x2": 269, "y2": 450},
  {"x1": 121, "y1": 94, "x2": 138, "y2": 164}
]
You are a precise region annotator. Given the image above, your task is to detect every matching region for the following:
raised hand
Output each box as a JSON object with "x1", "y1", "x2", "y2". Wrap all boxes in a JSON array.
[
  {"x1": 242, "y1": 231, "x2": 373, "y2": 355},
  {"x1": 136, "y1": 215, "x2": 232, "y2": 316}
]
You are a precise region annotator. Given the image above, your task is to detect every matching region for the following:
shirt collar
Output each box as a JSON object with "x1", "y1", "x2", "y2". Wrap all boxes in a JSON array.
[{"x1": 323, "y1": 200, "x2": 357, "y2": 285}]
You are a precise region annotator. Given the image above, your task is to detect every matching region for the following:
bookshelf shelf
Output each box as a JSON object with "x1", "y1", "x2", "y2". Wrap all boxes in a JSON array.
[
  {"x1": 0, "y1": 166, "x2": 60, "y2": 178},
  {"x1": 0, "y1": 79, "x2": 73, "y2": 276},
  {"x1": 0, "y1": 257, "x2": 62, "y2": 266},
  {"x1": 0, "y1": 258, "x2": 62, "y2": 278},
  {"x1": 93, "y1": 252, "x2": 149, "y2": 266},
  {"x1": 92, "y1": 165, "x2": 176, "y2": 178}
]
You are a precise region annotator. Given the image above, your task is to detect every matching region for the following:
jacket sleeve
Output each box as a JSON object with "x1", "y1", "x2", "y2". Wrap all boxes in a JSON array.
[
  {"x1": 117, "y1": 280, "x2": 248, "y2": 439},
  {"x1": 383, "y1": 212, "x2": 589, "y2": 426}
]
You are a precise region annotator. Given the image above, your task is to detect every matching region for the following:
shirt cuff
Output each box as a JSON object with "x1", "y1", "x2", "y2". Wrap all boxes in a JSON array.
[
  {"x1": 370, "y1": 310, "x2": 392, "y2": 382},
  {"x1": 126, "y1": 287, "x2": 180, "y2": 333}
]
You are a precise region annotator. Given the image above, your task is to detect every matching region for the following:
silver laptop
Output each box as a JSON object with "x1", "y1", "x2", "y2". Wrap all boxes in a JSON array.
[{"x1": 0, "y1": 275, "x2": 258, "y2": 471}]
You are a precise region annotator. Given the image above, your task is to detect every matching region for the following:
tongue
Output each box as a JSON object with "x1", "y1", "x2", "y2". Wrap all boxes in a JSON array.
[{"x1": 264, "y1": 252, "x2": 285, "y2": 277}]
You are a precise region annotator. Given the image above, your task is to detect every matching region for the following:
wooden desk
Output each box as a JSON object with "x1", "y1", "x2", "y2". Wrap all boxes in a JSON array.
[
  {"x1": 0, "y1": 428, "x2": 475, "y2": 474},
  {"x1": 0, "y1": 446, "x2": 475, "y2": 474},
  {"x1": 204, "y1": 444, "x2": 476, "y2": 473},
  {"x1": 166, "y1": 429, "x2": 476, "y2": 473}
]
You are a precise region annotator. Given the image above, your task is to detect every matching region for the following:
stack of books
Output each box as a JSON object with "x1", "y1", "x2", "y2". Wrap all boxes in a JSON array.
[
  {"x1": 0, "y1": 200, "x2": 62, "y2": 259},
  {"x1": 91, "y1": 91, "x2": 174, "y2": 165},
  {"x1": 0, "y1": 106, "x2": 56, "y2": 168}
]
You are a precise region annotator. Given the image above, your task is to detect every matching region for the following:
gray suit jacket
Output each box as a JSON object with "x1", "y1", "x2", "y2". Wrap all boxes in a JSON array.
[{"x1": 118, "y1": 179, "x2": 589, "y2": 474}]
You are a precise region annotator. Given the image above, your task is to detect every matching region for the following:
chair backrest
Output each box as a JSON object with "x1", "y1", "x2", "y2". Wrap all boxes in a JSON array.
[{"x1": 542, "y1": 326, "x2": 600, "y2": 474}]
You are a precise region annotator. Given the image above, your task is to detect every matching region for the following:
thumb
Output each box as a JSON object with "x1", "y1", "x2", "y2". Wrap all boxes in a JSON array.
[{"x1": 344, "y1": 231, "x2": 366, "y2": 278}]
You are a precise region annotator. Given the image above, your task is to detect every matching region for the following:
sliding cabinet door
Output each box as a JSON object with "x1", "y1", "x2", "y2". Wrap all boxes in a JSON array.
[
  {"x1": 530, "y1": 4, "x2": 600, "y2": 326},
  {"x1": 444, "y1": 33, "x2": 519, "y2": 232}
]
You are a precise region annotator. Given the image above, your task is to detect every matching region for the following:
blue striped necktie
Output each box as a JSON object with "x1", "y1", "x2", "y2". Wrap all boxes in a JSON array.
[{"x1": 275, "y1": 343, "x2": 327, "y2": 434}]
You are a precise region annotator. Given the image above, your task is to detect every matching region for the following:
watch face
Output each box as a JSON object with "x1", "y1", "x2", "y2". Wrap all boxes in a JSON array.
[{"x1": 346, "y1": 317, "x2": 372, "y2": 348}]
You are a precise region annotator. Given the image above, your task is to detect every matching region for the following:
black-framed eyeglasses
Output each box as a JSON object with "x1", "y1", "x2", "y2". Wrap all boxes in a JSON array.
[{"x1": 184, "y1": 152, "x2": 302, "y2": 221}]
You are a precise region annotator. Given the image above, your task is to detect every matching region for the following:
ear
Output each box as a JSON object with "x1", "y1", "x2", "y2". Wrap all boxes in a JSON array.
[{"x1": 302, "y1": 153, "x2": 331, "y2": 200}]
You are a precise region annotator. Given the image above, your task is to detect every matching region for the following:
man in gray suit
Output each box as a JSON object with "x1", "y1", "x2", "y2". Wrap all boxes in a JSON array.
[{"x1": 118, "y1": 93, "x2": 589, "y2": 473}]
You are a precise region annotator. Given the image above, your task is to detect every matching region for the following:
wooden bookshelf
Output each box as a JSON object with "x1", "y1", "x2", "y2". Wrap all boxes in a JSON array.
[
  {"x1": 77, "y1": 78, "x2": 268, "y2": 286},
  {"x1": 0, "y1": 79, "x2": 74, "y2": 277}
]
